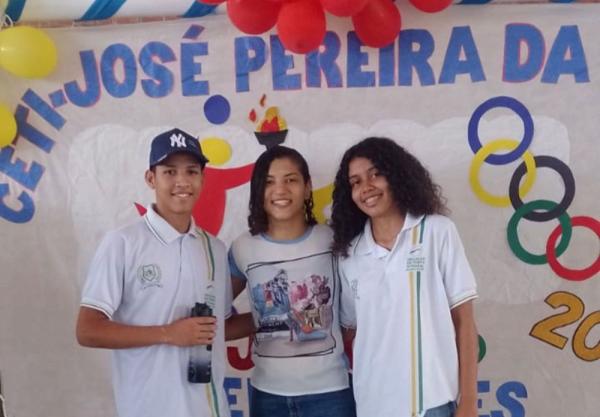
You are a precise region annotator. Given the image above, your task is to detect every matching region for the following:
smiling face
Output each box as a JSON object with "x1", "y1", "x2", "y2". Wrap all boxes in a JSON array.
[
  {"x1": 263, "y1": 157, "x2": 311, "y2": 228},
  {"x1": 348, "y1": 156, "x2": 401, "y2": 222},
  {"x1": 145, "y1": 152, "x2": 203, "y2": 228}
]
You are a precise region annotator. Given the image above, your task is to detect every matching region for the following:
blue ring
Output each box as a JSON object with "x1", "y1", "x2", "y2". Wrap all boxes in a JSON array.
[{"x1": 468, "y1": 96, "x2": 534, "y2": 165}]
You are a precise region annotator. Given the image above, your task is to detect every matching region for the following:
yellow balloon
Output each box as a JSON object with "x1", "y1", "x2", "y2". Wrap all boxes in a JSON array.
[
  {"x1": 0, "y1": 103, "x2": 17, "y2": 148},
  {"x1": 200, "y1": 137, "x2": 232, "y2": 166},
  {"x1": 0, "y1": 26, "x2": 58, "y2": 78}
]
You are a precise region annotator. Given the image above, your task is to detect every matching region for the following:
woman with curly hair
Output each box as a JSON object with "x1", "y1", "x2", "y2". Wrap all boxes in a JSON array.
[
  {"x1": 226, "y1": 146, "x2": 355, "y2": 417},
  {"x1": 331, "y1": 137, "x2": 478, "y2": 417}
]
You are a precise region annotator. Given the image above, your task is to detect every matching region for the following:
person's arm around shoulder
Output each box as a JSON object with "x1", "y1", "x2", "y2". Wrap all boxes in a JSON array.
[
  {"x1": 76, "y1": 307, "x2": 216, "y2": 349},
  {"x1": 451, "y1": 300, "x2": 478, "y2": 417},
  {"x1": 224, "y1": 248, "x2": 256, "y2": 341},
  {"x1": 341, "y1": 327, "x2": 356, "y2": 349},
  {"x1": 225, "y1": 277, "x2": 256, "y2": 341}
]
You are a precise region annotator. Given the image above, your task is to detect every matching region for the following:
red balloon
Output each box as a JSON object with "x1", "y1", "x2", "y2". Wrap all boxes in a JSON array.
[
  {"x1": 320, "y1": 0, "x2": 369, "y2": 17},
  {"x1": 409, "y1": 0, "x2": 452, "y2": 13},
  {"x1": 197, "y1": 0, "x2": 225, "y2": 5},
  {"x1": 277, "y1": 0, "x2": 326, "y2": 54},
  {"x1": 227, "y1": 0, "x2": 281, "y2": 35},
  {"x1": 352, "y1": 0, "x2": 401, "y2": 48}
]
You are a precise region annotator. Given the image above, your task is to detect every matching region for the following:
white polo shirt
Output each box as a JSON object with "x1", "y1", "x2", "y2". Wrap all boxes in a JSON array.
[
  {"x1": 229, "y1": 225, "x2": 349, "y2": 396},
  {"x1": 339, "y1": 213, "x2": 477, "y2": 417},
  {"x1": 81, "y1": 205, "x2": 232, "y2": 417}
]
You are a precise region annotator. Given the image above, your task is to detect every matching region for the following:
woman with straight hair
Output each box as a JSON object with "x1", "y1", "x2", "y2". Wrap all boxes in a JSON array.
[{"x1": 226, "y1": 146, "x2": 355, "y2": 417}]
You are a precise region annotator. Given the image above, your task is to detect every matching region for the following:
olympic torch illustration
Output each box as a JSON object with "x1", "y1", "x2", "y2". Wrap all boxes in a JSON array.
[{"x1": 249, "y1": 95, "x2": 288, "y2": 149}]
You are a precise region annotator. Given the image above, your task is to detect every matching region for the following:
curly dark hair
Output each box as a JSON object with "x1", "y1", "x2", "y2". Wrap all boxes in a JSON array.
[
  {"x1": 331, "y1": 137, "x2": 447, "y2": 256},
  {"x1": 248, "y1": 146, "x2": 317, "y2": 235}
]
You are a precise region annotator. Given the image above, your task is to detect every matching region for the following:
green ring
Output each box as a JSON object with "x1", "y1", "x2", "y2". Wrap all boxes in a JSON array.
[{"x1": 507, "y1": 199, "x2": 572, "y2": 265}]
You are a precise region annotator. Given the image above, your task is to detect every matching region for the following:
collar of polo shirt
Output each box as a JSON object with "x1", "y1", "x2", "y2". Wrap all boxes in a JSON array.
[
  {"x1": 354, "y1": 212, "x2": 424, "y2": 256},
  {"x1": 144, "y1": 205, "x2": 198, "y2": 245}
]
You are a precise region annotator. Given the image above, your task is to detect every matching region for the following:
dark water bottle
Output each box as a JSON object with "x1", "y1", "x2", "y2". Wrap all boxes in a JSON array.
[{"x1": 187, "y1": 302, "x2": 213, "y2": 383}]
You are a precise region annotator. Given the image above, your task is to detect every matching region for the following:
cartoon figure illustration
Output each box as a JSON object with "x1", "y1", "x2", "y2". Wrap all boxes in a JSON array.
[
  {"x1": 136, "y1": 136, "x2": 254, "y2": 235},
  {"x1": 193, "y1": 161, "x2": 254, "y2": 235},
  {"x1": 140, "y1": 96, "x2": 297, "y2": 233}
]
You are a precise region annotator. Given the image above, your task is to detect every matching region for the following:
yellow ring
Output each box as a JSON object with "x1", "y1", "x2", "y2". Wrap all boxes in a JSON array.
[{"x1": 469, "y1": 138, "x2": 537, "y2": 207}]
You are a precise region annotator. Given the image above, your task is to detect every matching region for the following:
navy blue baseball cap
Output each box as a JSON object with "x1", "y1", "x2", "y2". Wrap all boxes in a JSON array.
[{"x1": 149, "y1": 128, "x2": 209, "y2": 168}]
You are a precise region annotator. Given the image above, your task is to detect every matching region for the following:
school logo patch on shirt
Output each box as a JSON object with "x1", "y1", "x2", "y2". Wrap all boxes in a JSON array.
[
  {"x1": 406, "y1": 256, "x2": 426, "y2": 272},
  {"x1": 138, "y1": 264, "x2": 162, "y2": 289},
  {"x1": 406, "y1": 246, "x2": 426, "y2": 272}
]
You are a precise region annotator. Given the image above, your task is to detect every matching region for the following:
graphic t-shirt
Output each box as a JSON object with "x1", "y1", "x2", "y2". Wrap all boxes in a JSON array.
[{"x1": 229, "y1": 225, "x2": 348, "y2": 395}]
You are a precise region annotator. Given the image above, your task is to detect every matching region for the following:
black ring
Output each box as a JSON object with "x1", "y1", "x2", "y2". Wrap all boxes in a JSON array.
[{"x1": 509, "y1": 155, "x2": 575, "y2": 222}]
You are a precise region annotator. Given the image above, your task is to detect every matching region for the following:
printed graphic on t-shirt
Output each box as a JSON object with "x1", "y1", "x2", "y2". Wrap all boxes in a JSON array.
[{"x1": 246, "y1": 252, "x2": 336, "y2": 358}]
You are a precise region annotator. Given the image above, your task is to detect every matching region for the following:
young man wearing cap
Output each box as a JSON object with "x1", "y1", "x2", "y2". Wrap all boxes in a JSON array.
[{"x1": 76, "y1": 128, "x2": 232, "y2": 417}]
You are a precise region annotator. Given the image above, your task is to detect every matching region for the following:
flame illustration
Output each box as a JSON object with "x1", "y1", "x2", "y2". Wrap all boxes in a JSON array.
[{"x1": 258, "y1": 106, "x2": 287, "y2": 133}]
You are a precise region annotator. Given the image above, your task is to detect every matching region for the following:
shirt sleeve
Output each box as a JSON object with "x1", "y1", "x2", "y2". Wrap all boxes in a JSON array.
[
  {"x1": 80, "y1": 231, "x2": 125, "y2": 318},
  {"x1": 209, "y1": 238, "x2": 234, "y2": 320},
  {"x1": 337, "y1": 257, "x2": 357, "y2": 329},
  {"x1": 228, "y1": 247, "x2": 246, "y2": 281},
  {"x1": 439, "y1": 220, "x2": 478, "y2": 309}
]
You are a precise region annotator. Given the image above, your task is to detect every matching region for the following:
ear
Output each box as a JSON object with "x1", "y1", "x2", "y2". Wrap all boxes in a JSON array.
[{"x1": 145, "y1": 169, "x2": 156, "y2": 190}]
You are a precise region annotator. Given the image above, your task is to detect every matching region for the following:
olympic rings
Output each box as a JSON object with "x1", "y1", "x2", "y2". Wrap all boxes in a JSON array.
[
  {"x1": 546, "y1": 216, "x2": 600, "y2": 281},
  {"x1": 467, "y1": 96, "x2": 599, "y2": 280},
  {"x1": 468, "y1": 96, "x2": 534, "y2": 165},
  {"x1": 469, "y1": 139, "x2": 536, "y2": 207},
  {"x1": 507, "y1": 200, "x2": 572, "y2": 265},
  {"x1": 509, "y1": 155, "x2": 576, "y2": 222}
]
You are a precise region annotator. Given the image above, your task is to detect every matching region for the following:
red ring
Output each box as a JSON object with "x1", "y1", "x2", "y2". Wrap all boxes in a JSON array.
[{"x1": 546, "y1": 216, "x2": 600, "y2": 281}]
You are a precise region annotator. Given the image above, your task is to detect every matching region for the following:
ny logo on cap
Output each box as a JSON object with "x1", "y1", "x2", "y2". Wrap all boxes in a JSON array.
[{"x1": 170, "y1": 133, "x2": 187, "y2": 148}]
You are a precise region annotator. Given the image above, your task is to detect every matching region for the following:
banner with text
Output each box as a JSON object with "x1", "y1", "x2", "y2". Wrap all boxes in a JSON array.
[{"x1": 0, "y1": 5, "x2": 598, "y2": 417}]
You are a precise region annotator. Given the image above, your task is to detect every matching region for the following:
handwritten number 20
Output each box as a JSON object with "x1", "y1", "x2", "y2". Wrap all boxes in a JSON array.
[{"x1": 529, "y1": 291, "x2": 599, "y2": 362}]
